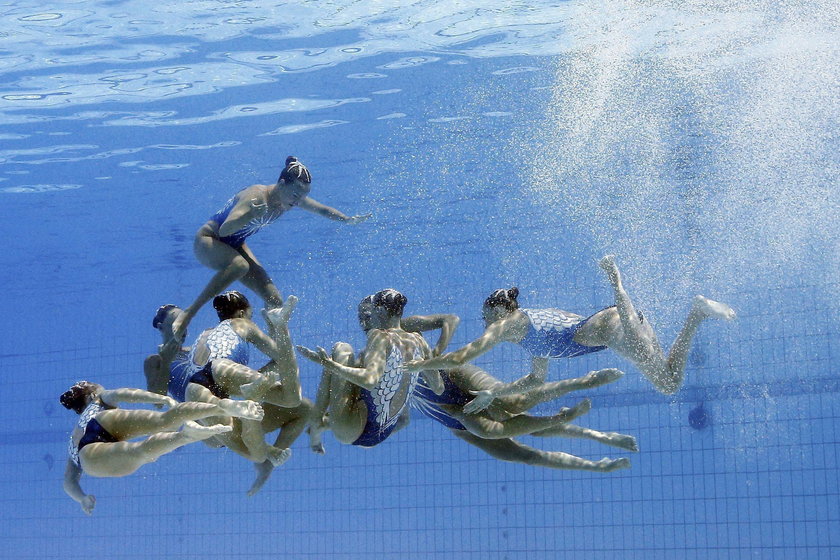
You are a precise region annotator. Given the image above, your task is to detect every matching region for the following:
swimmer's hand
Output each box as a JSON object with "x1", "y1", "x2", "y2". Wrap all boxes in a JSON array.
[
  {"x1": 345, "y1": 213, "x2": 371, "y2": 225},
  {"x1": 170, "y1": 316, "x2": 188, "y2": 344},
  {"x1": 296, "y1": 345, "x2": 330, "y2": 365},
  {"x1": 463, "y1": 390, "x2": 495, "y2": 414},
  {"x1": 80, "y1": 494, "x2": 96, "y2": 515}
]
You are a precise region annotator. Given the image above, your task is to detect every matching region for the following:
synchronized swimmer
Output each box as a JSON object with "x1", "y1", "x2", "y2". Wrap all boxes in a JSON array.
[
  {"x1": 408, "y1": 255, "x2": 736, "y2": 412},
  {"x1": 170, "y1": 156, "x2": 370, "y2": 341},
  {"x1": 61, "y1": 156, "x2": 737, "y2": 513},
  {"x1": 145, "y1": 291, "x2": 312, "y2": 494}
]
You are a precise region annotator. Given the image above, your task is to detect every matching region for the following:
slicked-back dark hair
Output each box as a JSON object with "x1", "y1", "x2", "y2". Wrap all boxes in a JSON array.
[
  {"x1": 278, "y1": 156, "x2": 312, "y2": 184},
  {"x1": 372, "y1": 288, "x2": 407, "y2": 317},
  {"x1": 60, "y1": 381, "x2": 96, "y2": 414},
  {"x1": 152, "y1": 304, "x2": 178, "y2": 329},
  {"x1": 484, "y1": 287, "x2": 520, "y2": 312},
  {"x1": 213, "y1": 291, "x2": 251, "y2": 320}
]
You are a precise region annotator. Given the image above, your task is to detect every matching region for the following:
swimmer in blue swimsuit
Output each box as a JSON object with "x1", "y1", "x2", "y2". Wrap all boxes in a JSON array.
[
  {"x1": 145, "y1": 293, "x2": 313, "y2": 491},
  {"x1": 398, "y1": 313, "x2": 636, "y2": 471},
  {"x1": 153, "y1": 291, "x2": 303, "y2": 409},
  {"x1": 61, "y1": 381, "x2": 234, "y2": 515},
  {"x1": 409, "y1": 255, "x2": 737, "y2": 408},
  {"x1": 412, "y1": 369, "x2": 634, "y2": 472},
  {"x1": 297, "y1": 289, "x2": 443, "y2": 450},
  {"x1": 171, "y1": 156, "x2": 371, "y2": 341}
]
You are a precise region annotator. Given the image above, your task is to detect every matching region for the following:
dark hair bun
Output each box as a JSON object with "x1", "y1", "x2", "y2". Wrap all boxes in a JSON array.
[
  {"x1": 373, "y1": 289, "x2": 407, "y2": 316},
  {"x1": 60, "y1": 381, "x2": 92, "y2": 413},
  {"x1": 278, "y1": 156, "x2": 312, "y2": 184},
  {"x1": 213, "y1": 291, "x2": 251, "y2": 320},
  {"x1": 484, "y1": 287, "x2": 520, "y2": 311}
]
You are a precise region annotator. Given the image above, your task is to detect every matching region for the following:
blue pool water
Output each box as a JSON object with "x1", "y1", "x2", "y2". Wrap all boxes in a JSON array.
[{"x1": 2, "y1": 1, "x2": 838, "y2": 558}]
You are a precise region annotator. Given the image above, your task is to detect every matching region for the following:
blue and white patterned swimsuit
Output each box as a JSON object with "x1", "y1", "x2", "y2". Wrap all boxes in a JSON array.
[
  {"x1": 518, "y1": 308, "x2": 607, "y2": 359},
  {"x1": 352, "y1": 334, "x2": 422, "y2": 448},
  {"x1": 168, "y1": 320, "x2": 252, "y2": 402},
  {"x1": 167, "y1": 350, "x2": 193, "y2": 402},
  {"x1": 412, "y1": 372, "x2": 468, "y2": 431},
  {"x1": 68, "y1": 401, "x2": 116, "y2": 468},
  {"x1": 210, "y1": 193, "x2": 287, "y2": 248}
]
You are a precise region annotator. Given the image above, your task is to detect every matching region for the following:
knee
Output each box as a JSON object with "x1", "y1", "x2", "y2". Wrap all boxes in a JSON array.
[{"x1": 228, "y1": 257, "x2": 250, "y2": 278}]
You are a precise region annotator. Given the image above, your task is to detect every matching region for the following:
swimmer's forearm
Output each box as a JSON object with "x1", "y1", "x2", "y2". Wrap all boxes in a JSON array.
[
  {"x1": 63, "y1": 461, "x2": 86, "y2": 503},
  {"x1": 323, "y1": 360, "x2": 379, "y2": 390},
  {"x1": 400, "y1": 314, "x2": 460, "y2": 356},
  {"x1": 439, "y1": 326, "x2": 504, "y2": 365},
  {"x1": 299, "y1": 197, "x2": 370, "y2": 223},
  {"x1": 431, "y1": 316, "x2": 461, "y2": 356}
]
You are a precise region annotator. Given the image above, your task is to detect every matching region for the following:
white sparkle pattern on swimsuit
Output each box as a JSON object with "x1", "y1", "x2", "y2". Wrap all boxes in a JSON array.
[
  {"x1": 371, "y1": 336, "x2": 421, "y2": 433},
  {"x1": 189, "y1": 320, "x2": 250, "y2": 367},
  {"x1": 68, "y1": 401, "x2": 106, "y2": 467},
  {"x1": 522, "y1": 308, "x2": 582, "y2": 332},
  {"x1": 237, "y1": 199, "x2": 285, "y2": 240}
]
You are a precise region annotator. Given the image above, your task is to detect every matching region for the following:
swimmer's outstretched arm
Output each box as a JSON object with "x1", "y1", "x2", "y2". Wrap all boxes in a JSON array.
[
  {"x1": 63, "y1": 460, "x2": 95, "y2": 515},
  {"x1": 296, "y1": 331, "x2": 388, "y2": 391},
  {"x1": 99, "y1": 388, "x2": 177, "y2": 408},
  {"x1": 464, "y1": 357, "x2": 549, "y2": 413},
  {"x1": 297, "y1": 196, "x2": 371, "y2": 224},
  {"x1": 401, "y1": 314, "x2": 460, "y2": 357},
  {"x1": 406, "y1": 319, "x2": 508, "y2": 371}
]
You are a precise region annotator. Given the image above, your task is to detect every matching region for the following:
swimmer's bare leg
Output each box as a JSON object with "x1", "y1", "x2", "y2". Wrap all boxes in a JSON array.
[
  {"x1": 181, "y1": 420, "x2": 233, "y2": 439},
  {"x1": 270, "y1": 400, "x2": 312, "y2": 450},
  {"x1": 498, "y1": 369, "x2": 624, "y2": 414},
  {"x1": 248, "y1": 460, "x2": 275, "y2": 497},
  {"x1": 307, "y1": 372, "x2": 331, "y2": 454},
  {"x1": 451, "y1": 399, "x2": 591, "y2": 439},
  {"x1": 97, "y1": 402, "x2": 237, "y2": 441},
  {"x1": 172, "y1": 242, "x2": 251, "y2": 340},
  {"x1": 453, "y1": 431, "x2": 631, "y2": 472},
  {"x1": 239, "y1": 419, "x2": 271, "y2": 463},
  {"x1": 531, "y1": 422, "x2": 639, "y2": 451},
  {"x1": 259, "y1": 296, "x2": 303, "y2": 406},
  {"x1": 81, "y1": 422, "x2": 232, "y2": 478},
  {"x1": 658, "y1": 295, "x2": 737, "y2": 392},
  {"x1": 599, "y1": 255, "x2": 647, "y2": 345},
  {"x1": 247, "y1": 401, "x2": 310, "y2": 487},
  {"x1": 238, "y1": 243, "x2": 283, "y2": 310},
  {"x1": 185, "y1": 382, "x2": 264, "y2": 420},
  {"x1": 599, "y1": 255, "x2": 678, "y2": 392},
  {"x1": 213, "y1": 360, "x2": 291, "y2": 408}
]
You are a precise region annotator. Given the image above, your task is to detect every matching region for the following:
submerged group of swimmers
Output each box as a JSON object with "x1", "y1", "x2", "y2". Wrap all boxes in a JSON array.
[{"x1": 61, "y1": 157, "x2": 737, "y2": 514}]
